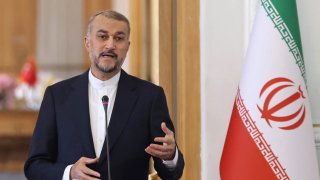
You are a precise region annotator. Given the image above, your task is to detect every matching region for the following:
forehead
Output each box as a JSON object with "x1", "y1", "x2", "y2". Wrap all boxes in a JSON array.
[{"x1": 91, "y1": 15, "x2": 129, "y2": 35}]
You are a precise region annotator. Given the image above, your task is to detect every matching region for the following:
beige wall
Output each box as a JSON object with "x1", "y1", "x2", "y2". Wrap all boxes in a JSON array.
[
  {"x1": 200, "y1": 0, "x2": 245, "y2": 179},
  {"x1": 200, "y1": 0, "x2": 320, "y2": 179}
]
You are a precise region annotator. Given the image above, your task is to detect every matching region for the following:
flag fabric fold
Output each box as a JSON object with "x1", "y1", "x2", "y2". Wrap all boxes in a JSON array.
[{"x1": 220, "y1": 0, "x2": 319, "y2": 179}]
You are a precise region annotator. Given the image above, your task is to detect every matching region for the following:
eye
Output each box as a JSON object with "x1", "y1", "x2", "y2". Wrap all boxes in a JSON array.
[
  {"x1": 114, "y1": 36, "x2": 124, "y2": 41},
  {"x1": 97, "y1": 34, "x2": 108, "y2": 40}
]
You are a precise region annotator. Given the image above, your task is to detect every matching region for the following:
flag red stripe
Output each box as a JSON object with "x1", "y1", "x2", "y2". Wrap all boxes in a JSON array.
[{"x1": 220, "y1": 89, "x2": 289, "y2": 180}]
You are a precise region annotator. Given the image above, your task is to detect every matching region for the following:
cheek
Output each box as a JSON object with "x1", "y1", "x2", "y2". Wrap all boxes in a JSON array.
[
  {"x1": 118, "y1": 47, "x2": 129, "y2": 56},
  {"x1": 89, "y1": 42, "x2": 103, "y2": 52}
]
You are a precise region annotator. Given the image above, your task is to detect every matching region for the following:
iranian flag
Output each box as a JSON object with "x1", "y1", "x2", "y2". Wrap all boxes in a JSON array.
[{"x1": 220, "y1": 0, "x2": 319, "y2": 179}]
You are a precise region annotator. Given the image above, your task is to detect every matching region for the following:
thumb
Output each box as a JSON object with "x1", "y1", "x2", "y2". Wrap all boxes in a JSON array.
[
  {"x1": 83, "y1": 157, "x2": 99, "y2": 164},
  {"x1": 161, "y1": 122, "x2": 173, "y2": 135}
]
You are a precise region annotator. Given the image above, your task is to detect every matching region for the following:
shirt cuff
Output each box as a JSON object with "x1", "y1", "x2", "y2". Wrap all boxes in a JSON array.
[
  {"x1": 62, "y1": 165, "x2": 73, "y2": 180},
  {"x1": 162, "y1": 147, "x2": 179, "y2": 170}
]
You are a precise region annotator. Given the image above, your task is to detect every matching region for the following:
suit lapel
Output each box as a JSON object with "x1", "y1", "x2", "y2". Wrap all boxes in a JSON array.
[
  {"x1": 68, "y1": 70, "x2": 96, "y2": 158},
  {"x1": 100, "y1": 70, "x2": 138, "y2": 160}
]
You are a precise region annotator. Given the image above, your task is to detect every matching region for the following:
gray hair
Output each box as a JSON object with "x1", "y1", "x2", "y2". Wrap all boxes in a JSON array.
[{"x1": 86, "y1": 10, "x2": 130, "y2": 37}]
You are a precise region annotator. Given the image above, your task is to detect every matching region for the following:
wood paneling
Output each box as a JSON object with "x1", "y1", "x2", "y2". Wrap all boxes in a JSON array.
[
  {"x1": 0, "y1": 136, "x2": 32, "y2": 171},
  {"x1": 0, "y1": 111, "x2": 37, "y2": 137},
  {"x1": 159, "y1": 0, "x2": 174, "y2": 120},
  {"x1": 0, "y1": 111, "x2": 38, "y2": 171},
  {"x1": 176, "y1": 0, "x2": 201, "y2": 179},
  {"x1": 129, "y1": 0, "x2": 146, "y2": 79},
  {"x1": 0, "y1": 0, "x2": 37, "y2": 76},
  {"x1": 157, "y1": 0, "x2": 201, "y2": 179},
  {"x1": 83, "y1": 0, "x2": 112, "y2": 33}
]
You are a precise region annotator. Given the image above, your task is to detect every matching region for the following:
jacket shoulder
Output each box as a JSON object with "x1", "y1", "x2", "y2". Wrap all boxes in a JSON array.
[{"x1": 51, "y1": 72, "x2": 86, "y2": 89}]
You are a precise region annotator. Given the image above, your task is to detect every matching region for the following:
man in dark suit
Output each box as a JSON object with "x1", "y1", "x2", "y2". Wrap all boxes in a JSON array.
[{"x1": 24, "y1": 10, "x2": 184, "y2": 180}]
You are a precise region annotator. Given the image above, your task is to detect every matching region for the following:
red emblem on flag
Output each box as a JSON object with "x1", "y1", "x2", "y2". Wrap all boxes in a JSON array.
[{"x1": 257, "y1": 77, "x2": 306, "y2": 130}]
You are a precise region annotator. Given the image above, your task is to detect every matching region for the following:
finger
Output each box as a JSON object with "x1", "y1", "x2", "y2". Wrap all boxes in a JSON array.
[
  {"x1": 161, "y1": 122, "x2": 173, "y2": 135},
  {"x1": 149, "y1": 143, "x2": 169, "y2": 152},
  {"x1": 81, "y1": 157, "x2": 99, "y2": 165},
  {"x1": 150, "y1": 143, "x2": 175, "y2": 155},
  {"x1": 154, "y1": 137, "x2": 174, "y2": 144},
  {"x1": 82, "y1": 166, "x2": 101, "y2": 178},
  {"x1": 71, "y1": 157, "x2": 100, "y2": 179},
  {"x1": 145, "y1": 146, "x2": 167, "y2": 157},
  {"x1": 145, "y1": 146, "x2": 174, "y2": 160}
]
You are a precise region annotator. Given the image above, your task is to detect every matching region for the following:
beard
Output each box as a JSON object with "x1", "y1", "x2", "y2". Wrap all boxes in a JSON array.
[
  {"x1": 91, "y1": 51, "x2": 119, "y2": 74},
  {"x1": 94, "y1": 57, "x2": 117, "y2": 73}
]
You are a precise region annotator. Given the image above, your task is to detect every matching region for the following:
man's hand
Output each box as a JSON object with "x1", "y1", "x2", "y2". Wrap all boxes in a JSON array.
[
  {"x1": 70, "y1": 157, "x2": 100, "y2": 180},
  {"x1": 145, "y1": 122, "x2": 176, "y2": 160}
]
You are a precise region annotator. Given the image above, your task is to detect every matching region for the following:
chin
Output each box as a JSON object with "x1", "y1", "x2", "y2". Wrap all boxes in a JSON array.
[{"x1": 100, "y1": 65, "x2": 118, "y2": 73}]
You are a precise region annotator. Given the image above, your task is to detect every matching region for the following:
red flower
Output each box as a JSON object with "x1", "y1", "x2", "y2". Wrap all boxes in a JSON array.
[{"x1": 20, "y1": 56, "x2": 37, "y2": 86}]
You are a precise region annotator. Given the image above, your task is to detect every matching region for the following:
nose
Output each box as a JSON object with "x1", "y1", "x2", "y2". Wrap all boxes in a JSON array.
[{"x1": 105, "y1": 37, "x2": 115, "y2": 50}]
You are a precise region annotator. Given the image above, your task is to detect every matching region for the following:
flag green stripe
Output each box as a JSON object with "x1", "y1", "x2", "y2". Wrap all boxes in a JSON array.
[
  {"x1": 271, "y1": 0, "x2": 303, "y2": 57},
  {"x1": 261, "y1": 0, "x2": 306, "y2": 83}
]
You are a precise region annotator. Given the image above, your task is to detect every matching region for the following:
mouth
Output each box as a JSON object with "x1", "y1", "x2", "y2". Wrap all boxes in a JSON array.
[{"x1": 100, "y1": 51, "x2": 117, "y2": 59}]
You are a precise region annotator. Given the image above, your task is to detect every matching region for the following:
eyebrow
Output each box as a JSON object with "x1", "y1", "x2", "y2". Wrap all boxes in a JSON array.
[
  {"x1": 97, "y1": 29, "x2": 107, "y2": 34},
  {"x1": 96, "y1": 29, "x2": 126, "y2": 36}
]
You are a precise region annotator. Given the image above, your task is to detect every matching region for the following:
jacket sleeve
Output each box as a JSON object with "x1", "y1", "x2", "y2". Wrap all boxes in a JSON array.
[
  {"x1": 24, "y1": 86, "x2": 67, "y2": 180},
  {"x1": 149, "y1": 87, "x2": 185, "y2": 179}
]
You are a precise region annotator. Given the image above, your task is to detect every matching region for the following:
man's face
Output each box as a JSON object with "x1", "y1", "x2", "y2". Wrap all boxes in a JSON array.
[{"x1": 85, "y1": 15, "x2": 130, "y2": 77}]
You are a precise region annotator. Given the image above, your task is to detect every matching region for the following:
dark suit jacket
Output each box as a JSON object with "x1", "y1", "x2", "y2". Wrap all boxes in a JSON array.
[{"x1": 24, "y1": 70, "x2": 184, "y2": 180}]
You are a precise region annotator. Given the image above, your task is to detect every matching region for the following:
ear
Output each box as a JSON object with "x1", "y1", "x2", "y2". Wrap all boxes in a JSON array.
[
  {"x1": 84, "y1": 36, "x2": 90, "y2": 51},
  {"x1": 127, "y1": 41, "x2": 131, "y2": 51}
]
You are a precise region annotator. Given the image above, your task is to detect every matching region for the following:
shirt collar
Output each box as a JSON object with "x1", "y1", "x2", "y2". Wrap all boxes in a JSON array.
[{"x1": 89, "y1": 69, "x2": 121, "y2": 89}]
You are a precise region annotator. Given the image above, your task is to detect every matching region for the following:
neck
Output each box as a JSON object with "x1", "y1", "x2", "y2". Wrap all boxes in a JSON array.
[{"x1": 91, "y1": 67, "x2": 120, "y2": 81}]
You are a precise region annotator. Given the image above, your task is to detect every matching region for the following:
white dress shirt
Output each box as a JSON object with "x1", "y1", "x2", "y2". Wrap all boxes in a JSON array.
[
  {"x1": 88, "y1": 69, "x2": 119, "y2": 157},
  {"x1": 62, "y1": 70, "x2": 177, "y2": 179}
]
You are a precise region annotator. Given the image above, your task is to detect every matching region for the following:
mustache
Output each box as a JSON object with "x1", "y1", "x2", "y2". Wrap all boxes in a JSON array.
[{"x1": 99, "y1": 50, "x2": 117, "y2": 58}]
